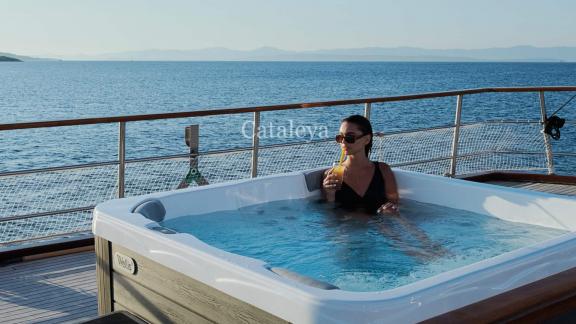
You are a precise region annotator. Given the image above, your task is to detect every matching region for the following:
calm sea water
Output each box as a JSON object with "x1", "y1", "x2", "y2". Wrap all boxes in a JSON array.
[
  {"x1": 160, "y1": 198, "x2": 568, "y2": 292},
  {"x1": 1, "y1": 62, "x2": 575, "y2": 172}
]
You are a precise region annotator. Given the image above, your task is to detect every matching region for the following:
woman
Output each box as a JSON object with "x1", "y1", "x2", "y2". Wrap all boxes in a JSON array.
[
  {"x1": 322, "y1": 115, "x2": 399, "y2": 215},
  {"x1": 322, "y1": 116, "x2": 449, "y2": 260}
]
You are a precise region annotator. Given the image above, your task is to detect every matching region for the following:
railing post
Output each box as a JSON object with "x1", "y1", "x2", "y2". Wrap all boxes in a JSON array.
[
  {"x1": 118, "y1": 122, "x2": 126, "y2": 198},
  {"x1": 447, "y1": 95, "x2": 463, "y2": 177},
  {"x1": 251, "y1": 112, "x2": 260, "y2": 178},
  {"x1": 539, "y1": 91, "x2": 555, "y2": 174},
  {"x1": 364, "y1": 103, "x2": 371, "y2": 120}
]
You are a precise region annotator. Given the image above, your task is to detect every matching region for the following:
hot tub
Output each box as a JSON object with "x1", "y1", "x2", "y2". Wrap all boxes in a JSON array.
[{"x1": 93, "y1": 168, "x2": 576, "y2": 323}]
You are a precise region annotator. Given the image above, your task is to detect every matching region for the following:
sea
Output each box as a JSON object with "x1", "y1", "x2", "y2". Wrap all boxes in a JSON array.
[{"x1": 1, "y1": 61, "x2": 576, "y2": 173}]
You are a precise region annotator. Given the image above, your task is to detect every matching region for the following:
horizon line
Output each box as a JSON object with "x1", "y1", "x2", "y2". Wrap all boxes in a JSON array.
[{"x1": 5, "y1": 44, "x2": 576, "y2": 58}]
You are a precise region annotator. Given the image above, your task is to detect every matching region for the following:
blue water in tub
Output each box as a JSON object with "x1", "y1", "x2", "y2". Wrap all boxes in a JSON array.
[{"x1": 160, "y1": 198, "x2": 568, "y2": 292}]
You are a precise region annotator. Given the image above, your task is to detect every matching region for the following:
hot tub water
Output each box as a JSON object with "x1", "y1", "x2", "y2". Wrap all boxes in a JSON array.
[{"x1": 160, "y1": 198, "x2": 568, "y2": 292}]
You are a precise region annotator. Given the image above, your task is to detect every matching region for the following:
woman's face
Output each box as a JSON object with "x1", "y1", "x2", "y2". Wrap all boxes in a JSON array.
[{"x1": 338, "y1": 121, "x2": 371, "y2": 156}]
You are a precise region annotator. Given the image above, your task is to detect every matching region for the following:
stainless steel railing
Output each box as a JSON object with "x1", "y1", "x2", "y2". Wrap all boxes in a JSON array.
[{"x1": 1, "y1": 86, "x2": 575, "y2": 246}]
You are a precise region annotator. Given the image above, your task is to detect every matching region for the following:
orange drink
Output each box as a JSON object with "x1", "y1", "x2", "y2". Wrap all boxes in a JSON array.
[
  {"x1": 331, "y1": 164, "x2": 345, "y2": 179},
  {"x1": 330, "y1": 163, "x2": 345, "y2": 189}
]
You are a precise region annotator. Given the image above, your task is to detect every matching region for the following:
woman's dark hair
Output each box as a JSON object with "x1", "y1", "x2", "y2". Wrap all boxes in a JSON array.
[{"x1": 341, "y1": 114, "x2": 373, "y2": 157}]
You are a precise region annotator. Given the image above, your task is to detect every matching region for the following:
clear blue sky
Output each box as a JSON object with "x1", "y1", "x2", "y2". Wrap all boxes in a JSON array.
[{"x1": 1, "y1": 0, "x2": 574, "y2": 57}]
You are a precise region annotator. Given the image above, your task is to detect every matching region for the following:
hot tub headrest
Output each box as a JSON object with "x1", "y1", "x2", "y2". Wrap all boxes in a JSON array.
[
  {"x1": 303, "y1": 168, "x2": 328, "y2": 192},
  {"x1": 132, "y1": 199, "x2": 166, "y2": 222}
]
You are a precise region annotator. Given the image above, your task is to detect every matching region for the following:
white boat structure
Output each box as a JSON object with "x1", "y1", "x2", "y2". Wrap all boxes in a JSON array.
[{"x1": 2, "y1": 86, "x2": 576, "y2": 323}]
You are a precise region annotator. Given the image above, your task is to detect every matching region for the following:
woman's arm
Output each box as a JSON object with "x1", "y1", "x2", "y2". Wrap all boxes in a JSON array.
[
  {"x1": 377, "y1": 163, "x2": 399, "y2": 214},
  {"x1": 379, "y1": 162, "x2": 399, "y2": 203}
]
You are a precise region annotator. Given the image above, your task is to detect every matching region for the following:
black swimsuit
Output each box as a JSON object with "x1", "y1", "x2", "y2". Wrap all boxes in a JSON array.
[{"x1": 335, "y1": 161, "x2": 387, "y2": 213}]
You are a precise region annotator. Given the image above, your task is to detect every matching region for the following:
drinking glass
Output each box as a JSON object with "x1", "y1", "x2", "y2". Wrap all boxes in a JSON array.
[{"x1": 331, "y1": 162, "x2": 345, "y2": 190}]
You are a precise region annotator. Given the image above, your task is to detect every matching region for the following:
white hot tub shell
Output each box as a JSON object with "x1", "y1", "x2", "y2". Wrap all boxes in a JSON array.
[{"x1": 93, "y1": 168, "x2": 576, "y2": 323}]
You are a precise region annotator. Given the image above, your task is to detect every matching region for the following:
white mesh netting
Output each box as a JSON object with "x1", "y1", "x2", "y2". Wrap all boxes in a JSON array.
[{"x1": 0, "y1": 121, "x2": 553, "y2": 245}]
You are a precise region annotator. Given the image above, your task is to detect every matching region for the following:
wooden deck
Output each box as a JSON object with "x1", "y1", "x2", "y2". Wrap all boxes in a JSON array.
[
  {"x1": 463, "y1": 171, "x2": 576, "y2": 197},
  {"x1": 0, "y1": 251, "x2": 97, "y2": 323},
  {"x1": 486, "y1": 180, "x2": 576, "y2": 196}
]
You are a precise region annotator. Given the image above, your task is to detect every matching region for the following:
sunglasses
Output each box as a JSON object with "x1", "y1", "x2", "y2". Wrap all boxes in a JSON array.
[{"x1": 335, "y1": 133, "x2": 365, "y2": 144}]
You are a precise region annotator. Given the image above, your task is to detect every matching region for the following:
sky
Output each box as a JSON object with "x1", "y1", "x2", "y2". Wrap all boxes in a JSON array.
[{"x1": 1, "y1": 0, "x2": 575, "y2": 57}]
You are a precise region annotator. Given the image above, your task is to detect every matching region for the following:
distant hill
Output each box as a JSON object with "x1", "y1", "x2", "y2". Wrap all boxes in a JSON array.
[
  {"x1": 0, "y1": 55, "x2": 22, "y2": 62},
  {"x1": 78, "y1": 45, "x2": 576, "y2": 62},
  {"x1": 0, "y1": 52, "x2": 58, "y2": 61}
]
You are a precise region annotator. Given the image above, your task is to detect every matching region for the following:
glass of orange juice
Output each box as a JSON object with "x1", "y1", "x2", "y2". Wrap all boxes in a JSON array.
[{"x1": 331, "y1": 162, "x2": 345, "y2": 189}]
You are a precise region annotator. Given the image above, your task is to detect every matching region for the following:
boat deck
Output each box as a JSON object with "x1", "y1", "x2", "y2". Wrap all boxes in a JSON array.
[
  {"x1": 1, "y1": 181, "x2": 575, "y2": 323},
  {"x1": 0, "y1": 252, "x2": 97, "y2": 324},
  {"x1": 485, "y1": 180, "x2": 576, "y2": 196}
]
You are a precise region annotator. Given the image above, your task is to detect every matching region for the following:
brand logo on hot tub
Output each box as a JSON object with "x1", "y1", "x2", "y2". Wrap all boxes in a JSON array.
[{"x1": 114, "y1": 252, "x2": 136, "y2": 275}]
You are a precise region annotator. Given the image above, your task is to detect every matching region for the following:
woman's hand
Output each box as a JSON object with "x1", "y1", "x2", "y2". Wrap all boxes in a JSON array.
[
  {"x1": 377, "y1": 201, "x2": 400, "y2": 215},
  {"x1": 322, "y1": 170, "x2": 342, "y2": 191},
  {"x1": 322, "y1": 169, "x2": 343, "y2": 202}
]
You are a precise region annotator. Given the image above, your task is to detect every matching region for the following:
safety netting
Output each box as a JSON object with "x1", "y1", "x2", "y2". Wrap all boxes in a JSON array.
[{"x1": 0, "y1": 120, "x2": 557, "y2": 246}]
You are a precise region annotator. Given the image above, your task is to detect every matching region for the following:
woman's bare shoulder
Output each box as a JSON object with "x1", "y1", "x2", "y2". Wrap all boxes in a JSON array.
[
  {"x1": 377, "y1": 162, "x2": 396, "y2": 179},
  {"x1": 376, "y1": 161, "x2": 391, "y2": 172}
]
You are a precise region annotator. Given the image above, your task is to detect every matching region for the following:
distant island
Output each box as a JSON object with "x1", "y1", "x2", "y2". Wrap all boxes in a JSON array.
[
  {"x1": 4, "y1": 46, "x2": 576, "y2": 62},
  {"x1": 0, "y1": 52, "x2": 58, "y2": 61},
  {"x1": 0, "y1": 55, "x2": 22, "y2": 62},
  {"x1": 73, "y1": 45, "x2": 576, "y2": 62}
]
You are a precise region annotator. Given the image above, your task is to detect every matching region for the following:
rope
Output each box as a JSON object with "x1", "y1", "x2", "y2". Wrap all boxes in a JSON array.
[{"x1": 550, "y1": 93, "x2": 576, "y2": 117}]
